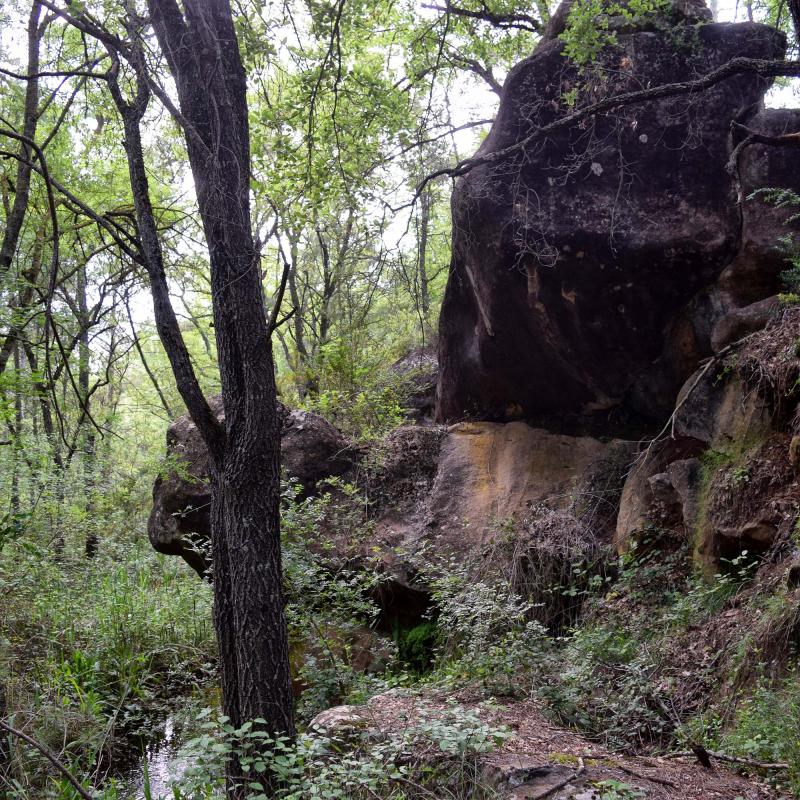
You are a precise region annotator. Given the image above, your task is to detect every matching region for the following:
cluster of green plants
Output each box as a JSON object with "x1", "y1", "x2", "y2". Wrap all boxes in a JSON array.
[
  {"x1": 425, "y1": 560, "x2": 550, "y2": 692},
  {"x1": 402, "y1": 522, "x2": 798, "y2": 780},
  {"x1": 300, "y1": 344, "x2": 434, "y2": 441},
  {"x1": 717, "y1": 671, "x2": 800, "y2": 794},
  {"x1": 7, "y1": 458, "x2": 800, "y2": 800},
  {"x1": 148, "y1": 701, "x2": 510, "y2": 800},
  {"x1": 0, "y1": 538, "x2": 216, "y2": 798},
  {"x1": 560, "y1": 0, "x2": 670, "y2": 65}
]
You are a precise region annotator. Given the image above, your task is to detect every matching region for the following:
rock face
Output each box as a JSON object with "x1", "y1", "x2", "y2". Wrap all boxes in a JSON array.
[
  {"x1": 355, "y1": 421, "x2": 633, "y2": 630},
  {"x1": 436, "y1": 6, "x2": 796, "y2": 429},
  {"x1": 425, "y1": 422, "x2": 616, "y2": 535},
  {"x1": 147, "y1": 398, "x2": 355, "y2": 575},
  {"x1": 615, "y1": 307, "x2": 800, "y2": 568},
  {"x1": 150, "y1": 397, "x2": 632, "y2": 629}
]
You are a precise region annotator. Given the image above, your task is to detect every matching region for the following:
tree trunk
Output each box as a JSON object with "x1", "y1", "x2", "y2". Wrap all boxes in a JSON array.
[
  {"x1": 417, "y1": 187, "x2": 432, "y2": 333},
  {"x1": 148, "y1": 0, "x2": 295, "y2": 769},
  {"x1": 10, "y1": 344, "x2": 22, "y2": 515},
  {"x1": 0, "y1": 1, "x2": 42, "y2": 276},
  {"x1": 789, "y1": 0, "x2": 800, "y2": 45},
  {"x1": 77, "y1": 264, "x2": 98, "y2": 558},
  {"x1": 286, "y1": 234, "x2": 315, "y2": 398}
]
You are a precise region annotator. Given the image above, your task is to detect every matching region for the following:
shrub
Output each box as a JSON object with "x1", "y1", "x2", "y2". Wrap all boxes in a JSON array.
[
  {"x1": 169, "y1": 702, "x2": 510, "y2": 800},
  {"x1": 717, "y1": 672, "x2": 800, "y2": 795}
]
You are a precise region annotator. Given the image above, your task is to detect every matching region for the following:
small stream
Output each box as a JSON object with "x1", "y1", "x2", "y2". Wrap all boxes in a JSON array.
[{"x1": 118, "y1": 713, "x2": 197, "y2": 800}]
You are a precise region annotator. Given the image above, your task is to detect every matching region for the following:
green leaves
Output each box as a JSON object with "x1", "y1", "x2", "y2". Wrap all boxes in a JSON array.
[
  {"x1": 559, "y1": 0, "x2": 669, "y2": 66},
  {"x1": 173, "y1": 700, "x2": 510, "y2": 799}
]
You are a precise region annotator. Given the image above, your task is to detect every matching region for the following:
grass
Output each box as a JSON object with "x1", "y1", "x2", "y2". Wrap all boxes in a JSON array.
[
  {"x1": 1, "y1": 537, "x2": 215, "y2": 798},
  {"x1": 716, "y1": 672, "x2": 800, "y2": 795}
]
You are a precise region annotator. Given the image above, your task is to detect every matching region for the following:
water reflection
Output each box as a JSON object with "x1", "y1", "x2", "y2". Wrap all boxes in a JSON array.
[{"x1": 121, "y1": 714, "x2": 193, "y2": 800}]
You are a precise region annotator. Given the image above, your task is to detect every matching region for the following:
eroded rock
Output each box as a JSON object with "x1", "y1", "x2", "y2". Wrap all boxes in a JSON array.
[
  {"x1": 436, "y1": 7, "x2": 795, "y2": 430},
  {"x1": 149, "y1": 401, "x2": 634, "y2": 631},
  {"x1": 147, "y1": 398, "x2": 356, "y2": 575},
  {"x1": 359, "y1": 421, "x2": 634, "y2": 629},
  {"x1": 616, "y1": 308, "x2": 800, "y2": 565},
  {"x1": 711, "y1": 296, "x2": 780, "y2": 353}
]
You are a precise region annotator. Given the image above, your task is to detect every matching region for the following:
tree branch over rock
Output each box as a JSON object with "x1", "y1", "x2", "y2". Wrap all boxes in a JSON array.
[
  {"x1": 422, "y1": 1, "x2": 543, "y2": 33},
  {"x1": 416, "y1": 56, "x2": 800, "y2": 197}
]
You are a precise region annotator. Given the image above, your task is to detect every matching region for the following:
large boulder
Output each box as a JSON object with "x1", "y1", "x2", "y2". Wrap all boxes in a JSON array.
[
  {"x1": 436, "y1": 4, "x2": 795, "y2": 430},
  {"x1": 719, "y1": 108, "x2": 800, "y2": 302},
  {"x1": 147, "y1": 398, "x2": 356, "y2": 575},
  {"x1": 356, "y1": 421, "x2": 635, "y2": 628},
  {"x1": 425, "y1": 422, "x2": 619, "y2": 537}
]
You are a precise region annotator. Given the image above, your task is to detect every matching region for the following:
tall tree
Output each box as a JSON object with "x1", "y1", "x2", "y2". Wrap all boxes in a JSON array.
[
  {"x1": 32, "y1": 0, "x2": 295, "y2": 786},
  {"x1": 145, "y1": 0, "x2": 295, "y2": 754},
  {"x1": 0, "y1": 1, "x2": 42, "y2": 276}
]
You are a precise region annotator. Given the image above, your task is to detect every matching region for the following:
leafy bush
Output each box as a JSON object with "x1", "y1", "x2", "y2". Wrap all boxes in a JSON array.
[
  {"x1": 427, "y1": 560, "x2": 549, "y2": 692},
  {"x1": 300, "y1": 338, "x2": 415, "y2": 440},
  {"x1": 537, "y1": 623, "x2": 671, "y2": 750},
  {"x1": 717, "y1": 673, "x2": 800, "y2": 795},
  {"x1": 560, "y1": 0, "x2": 669, "y2": 65},
  {"x1": 169, "y1": 702, "x2": 509, "y2": 800}
]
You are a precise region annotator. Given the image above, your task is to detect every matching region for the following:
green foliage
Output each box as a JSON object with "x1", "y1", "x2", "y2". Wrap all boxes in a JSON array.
[
  {"x1": 592, "y1": 780, "x2": 645, "y2": 799},
  {"x1": 689, "y1": 672, "x2": 800, "y2": 796},
  {"x1": 169, "y1": 702, "x2": 509, "y2": 800},
  {"x1": 302, "y1": 339, "x2": 409, "y2": 440},
  {"x1": 537, "y1": 622, "x2": 671, "y2": 750},
  {"x1": 749, "y1": 188, "x2": 800, "y2": 295},
  {"x1": 427, "y1": 559, "x2": 549, "y2": 691},
  {"x1": 1, "y1": 542, "x2": 215, "y2": 796},
  {"x1": 394, "y1": 621, "x2": 438, "y2": 673},
  {"x1": 280, "y1": 481, "x2": 399, "y2": 721},
  {"x1": 522, "y1": 536, "x2": 764, "y2": 751},
  {"x1": 721, "y1": 675, "x2": 800, "y2": 789},
  {"x1": 560, "y1": 0, "x2": 669, "y2": 65}
]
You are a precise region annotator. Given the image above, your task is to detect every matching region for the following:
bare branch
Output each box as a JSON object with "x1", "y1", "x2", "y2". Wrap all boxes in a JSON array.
[
  {"x1": 0, "y1": 720, "x2": 93, "y2": 800},
  {"x1": 422, "y1": 1, "x2": 542, "y2": 33},
  {"x1": 415, "y1": 57, "x2": 800, "y2": 197}
]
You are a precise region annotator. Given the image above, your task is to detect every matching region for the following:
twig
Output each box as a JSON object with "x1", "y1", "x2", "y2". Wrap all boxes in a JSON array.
[
  {"x1": 0, "y1": 720, "x2": 94, "y2": 800},
  {"x1": 615, "y1": 763, "x2": 676, "y2": 788},
  {"x1": 637, "y1": 329, "x2": 761, "y2": 467},
  {"x1": 665, "y1": 749, "x2": 789, "y2": 771}
]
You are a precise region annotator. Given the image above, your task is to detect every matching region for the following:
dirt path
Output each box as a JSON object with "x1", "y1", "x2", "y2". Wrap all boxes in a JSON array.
[{"x1": 352, "y1": 689, "x2": 791, "y2": 800}]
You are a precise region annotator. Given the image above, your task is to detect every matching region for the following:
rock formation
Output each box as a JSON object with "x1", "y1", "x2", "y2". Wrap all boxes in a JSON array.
[
  {"x1": 147, "y1": 397, "x2": 356, "y2": 574},
  {"x1": 150, "y1": 403, "x2": 628, "y2": 628},
  {"x1": 436, "y1": 4, "x2": 799, "y2": 430},
  {"x1": 149, "y1": 1, "x2": 799, "y2": 600},
  {"x1": 615, "y1": 306, "x2": 800, "y2": 567}
]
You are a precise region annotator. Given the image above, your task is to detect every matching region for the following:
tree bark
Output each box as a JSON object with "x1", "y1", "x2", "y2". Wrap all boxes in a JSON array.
[
  {"x1": 77, "y1": 263, "x2": 98, "y2": 557},
  {"x1": 0, "y1": 1, "x2": 42, "y2": 275},
  {"x1": 148, "y1": 0, "x2": 295, "y2": 766},
  {"x1": 790, "y1": 0, "x2": 800, "y2": 46},
  {"x1": 417, "y1": 187, "x2": 432, "y2": 327},
  {"x1": 0, "y1": 227, "x2": 45, "y2": 377},
  {"x1": 10, "y1": 344, "x2": 22, "y2": 514}
]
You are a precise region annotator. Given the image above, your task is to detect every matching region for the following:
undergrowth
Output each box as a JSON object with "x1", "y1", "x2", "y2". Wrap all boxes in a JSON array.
[
  {"x1": 3, "y1": 472, "x2": 799, "y2": 799},
  {"x1": 0, "y1": 538, "x2": 215, "y2": 798}
]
